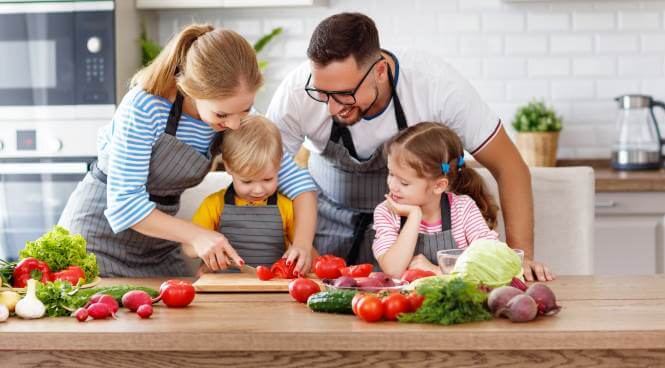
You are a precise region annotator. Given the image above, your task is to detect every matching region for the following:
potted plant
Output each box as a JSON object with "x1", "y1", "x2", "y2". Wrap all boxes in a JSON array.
[{"x1": 511, "y1": 99, "x2": 563, "y2": 167}]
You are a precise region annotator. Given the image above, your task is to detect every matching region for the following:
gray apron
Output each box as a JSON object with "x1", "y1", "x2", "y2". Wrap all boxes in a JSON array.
[
  {"x1": 218, "y1": 184, "x2": 285, "y2": 267},
  {"x1": 399, "y1": 193, "x2": 457, "y2": 264},
  {"x1": 309, "y1": 56, "x2": 407, "y2": 268},
  {"x1": 58, "y1": 92, "x2": 212, "y2": 277}
]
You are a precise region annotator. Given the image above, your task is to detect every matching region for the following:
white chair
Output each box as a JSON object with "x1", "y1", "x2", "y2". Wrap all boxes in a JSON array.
[{"x1": 474, "y1": 167, "x2": 595, "y2": 275}]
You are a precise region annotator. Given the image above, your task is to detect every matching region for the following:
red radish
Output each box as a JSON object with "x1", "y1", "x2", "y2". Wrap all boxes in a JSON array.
[
  {"x1": 525, "y1": 283, "x2": 561, "y2": 316},
  {"x1": 137, "y1": 304, "x2": 153, "y2": 319},
  {"x1": 74, "y1": 307, "x2": 88, "y2": 322},
  {"x1": 498, "y1": 294, "x2": 538, "y2": 322},
  {"x1": 87, "y1": 303, "x2": 112, "y2": 320},
  {"x1": 96, "y1": 294, "x2": 119, "y2": 314},
  {"x1": 487, "y1": 286, "x2": 523, "y2": 316},
  {"x1": 121, "y1": 290, "x2": 154, "y2": 312}
]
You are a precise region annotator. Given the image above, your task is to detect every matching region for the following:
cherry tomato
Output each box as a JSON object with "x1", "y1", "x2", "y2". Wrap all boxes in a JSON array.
[
  {"x1": 406, "y1": 292, "x2": 425, "y2": 312},
  {"x1": 288, "y1": 278, "x2": 321, "y2": 303},
  {"x1": 340, "y1": 264, "x2": 373, "y2": 278},
  {"x1": 382, "y1": 293, "x2": 410, "y2": 321},
  {"x1": 159, "y1": 280, "x2": 196, "y2": 308},
  {"x1": 356, "y1": 295, "x2": 383, "y2": 322},
  {"x1": 401, "y1": 269, "x2": 436, "y2": 283},
  {"x1": 256, "y1": 266, "x2": 274, "y2": 281},
  {"x1": 352, "y1": 292, "x2": 366, "y2": 316}
]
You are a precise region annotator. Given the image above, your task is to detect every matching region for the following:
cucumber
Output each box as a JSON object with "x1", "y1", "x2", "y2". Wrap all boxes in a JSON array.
[{"x1": 307, "y1": 290, "x2": 357, "y2": 314}]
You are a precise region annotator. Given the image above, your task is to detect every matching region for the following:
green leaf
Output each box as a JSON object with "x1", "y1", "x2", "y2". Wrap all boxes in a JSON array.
[
  {"x1": 511, "y1": 99, "x2": 563, "y2": 133},
  {"x1": 253, "y1": 27, "x2": 283, "y2": 54}
]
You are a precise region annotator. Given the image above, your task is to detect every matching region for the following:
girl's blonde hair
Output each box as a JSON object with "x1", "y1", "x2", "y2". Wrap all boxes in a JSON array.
[
  {"x1": 131, "y1": 24, "x2": 263, "y2": 99},
  {"x1": 217, "y1": 115, "x2": 283, "y2": 178},
  {"x1": 385, "y1": 122, "x2": 498, "y2": 229}
]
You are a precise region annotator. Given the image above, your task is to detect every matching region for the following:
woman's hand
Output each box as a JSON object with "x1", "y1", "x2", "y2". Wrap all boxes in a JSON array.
[
  {"x1": 282, "y1": 244, "x2": 313, "y2": 276},
  {"x1": 385, "y1": 195, "x2": 422, "y2": 218},
  {"x1": 190, "y1": 230, "x2": 244, "y2": 272},
  {"x1": 408, "y1": 254, "x2": 442, "y2": 275}
]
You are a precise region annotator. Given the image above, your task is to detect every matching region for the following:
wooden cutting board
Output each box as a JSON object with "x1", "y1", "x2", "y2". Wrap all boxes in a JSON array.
[{"x1": 193, "y1": 273, "x2": 321, "y2": 293}]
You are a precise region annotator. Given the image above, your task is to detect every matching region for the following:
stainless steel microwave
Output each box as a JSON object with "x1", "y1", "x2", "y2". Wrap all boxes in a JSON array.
[{"x1": 0, "y1": 0, "x2": 115, "y2": 106}]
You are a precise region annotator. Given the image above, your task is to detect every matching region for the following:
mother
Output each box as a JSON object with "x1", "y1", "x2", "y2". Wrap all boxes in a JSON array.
[{"x1": 59, "y1": 24, "x2": 317, "y2": 277}]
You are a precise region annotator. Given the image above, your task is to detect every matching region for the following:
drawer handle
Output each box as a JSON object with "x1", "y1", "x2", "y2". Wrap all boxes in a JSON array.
[{"x1": 595, "y1": 200, "x2": 617, "y2": 208}]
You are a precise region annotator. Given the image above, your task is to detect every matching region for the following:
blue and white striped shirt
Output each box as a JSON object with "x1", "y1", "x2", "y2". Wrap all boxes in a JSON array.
[{"x1": 98, "y1": 88, "x2": 317, "y2": 233}]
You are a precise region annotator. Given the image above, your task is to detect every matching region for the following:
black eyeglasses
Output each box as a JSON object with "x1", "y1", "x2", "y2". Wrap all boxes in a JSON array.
[{"x1": 305, "y1": 56, "x2": 385, "y2": 105}]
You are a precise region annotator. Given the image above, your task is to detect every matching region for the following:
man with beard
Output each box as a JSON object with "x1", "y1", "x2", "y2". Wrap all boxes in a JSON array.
[{"x1": 266, "y1": 12, "x2": 554, "y2": 281}]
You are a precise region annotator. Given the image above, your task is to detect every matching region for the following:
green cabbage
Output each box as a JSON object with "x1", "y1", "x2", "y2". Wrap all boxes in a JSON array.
[{"x1": 451, "y1": 240, "x2": 523, "y2": 288}]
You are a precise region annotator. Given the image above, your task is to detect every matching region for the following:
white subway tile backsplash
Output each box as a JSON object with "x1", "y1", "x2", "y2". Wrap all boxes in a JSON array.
[
  {"x1": 596, "y1": 79, "x2": 641, "y2": 99},
  {"x1": 618, "y1": 56, "x2": 663, "y2": 76},
  {"x1": 550, "y1": 35, "x2": 594, "y2": 53},
  {"x1": 482, "y1": 14, "x2": 525, "y2": 32},
  {"x1": 528, "y1": 58, "x2": 570, "y2": 77},
  {"x1": 484, "y1": 58, "x2": 527, "y2": 78},
  {"x1": 552, "y1": 80, "x2": 595, "y2": 100},
  {"x1": 527, "y1": 13, "x2": 570, "y2": 31},
  {"x1": 154, "y1": 1, "x2": 665, "y2": 159},
  {"x1": 506, "y1": 80, "x2": 550, "y2": 101},
  {"x1": 505, "y1": 35, "x2": 548, "y2": 55},
  {"x1": 619, "y1": 11, "x2": 661, "y2": 30},
  {"x1": 459, "y1": 35, "x2": 503, "y2": 56},
  {"x1": 573, "y1": 12, "x2": 616, "y2": 31},
  {"x1": 573, "y1": 57, "x2": 616, "y2": 76},
  {"x1": 596, "y1": 34, "x2": 640, "y2": 53}
]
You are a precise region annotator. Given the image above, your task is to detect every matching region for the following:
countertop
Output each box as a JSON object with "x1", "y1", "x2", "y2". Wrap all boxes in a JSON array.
[
  {"x1": 558, "y1": 160, "x2": 665, "y2": 192},
  {"x1": 1, "y1": 276, "x2": 664, "y2": 367}
]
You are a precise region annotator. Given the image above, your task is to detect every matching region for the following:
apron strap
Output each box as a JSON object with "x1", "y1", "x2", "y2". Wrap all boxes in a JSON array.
[
  {"x1": 347, "y1": 213, "x2": 373, "y2": 265},
  {"x1": 165, "y1": 91, "x2": 185, "y2": 136},
  {"x1": 224, "y1": 183, "x2": 279, "y2": 206},
  {"x1": 399, "y1": 193, "x2": 453, "y2": 231}
]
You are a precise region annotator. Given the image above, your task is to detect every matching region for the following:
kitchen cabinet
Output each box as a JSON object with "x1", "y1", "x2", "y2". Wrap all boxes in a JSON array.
[
  {"x1": 594, "y1": 192, "x2": 665, "y2": 275},
  {"x1": 135, "y1": 0, "x2": 326, "y2": 9}
]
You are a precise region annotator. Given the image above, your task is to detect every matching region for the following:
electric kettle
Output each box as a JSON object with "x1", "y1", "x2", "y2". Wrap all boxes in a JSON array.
[{"x1": 612, "y1": 95, "x2": 665, "y2": 170}]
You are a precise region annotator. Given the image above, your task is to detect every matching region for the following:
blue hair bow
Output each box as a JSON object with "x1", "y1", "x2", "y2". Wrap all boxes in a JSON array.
[{"x1": 441, "y1": 155, "x2": 465, "y2": 175}]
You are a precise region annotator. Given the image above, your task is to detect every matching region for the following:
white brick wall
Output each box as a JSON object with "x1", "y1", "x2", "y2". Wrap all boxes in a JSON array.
[{"x1": 156, "y1": 0, "x2": 665, "y2": 159}]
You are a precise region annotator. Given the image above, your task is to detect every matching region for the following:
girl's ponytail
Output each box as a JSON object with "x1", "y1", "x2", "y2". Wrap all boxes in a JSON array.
[{"x1": 448, "y1": 163, "x2": 499, "y2": 229}]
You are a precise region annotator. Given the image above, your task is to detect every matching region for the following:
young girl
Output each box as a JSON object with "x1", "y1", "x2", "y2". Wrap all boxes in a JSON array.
[
  {"x1": 373, "y1": 122, "x2": 499, "y2": 277},
  {"x1": 188, "y1": 116, "x2": 312, "y2": 273}
]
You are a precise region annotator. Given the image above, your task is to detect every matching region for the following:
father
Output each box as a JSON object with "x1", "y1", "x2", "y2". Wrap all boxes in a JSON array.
[{"x1": 267, "y1": 12, "x2": 554, "y2": 281}]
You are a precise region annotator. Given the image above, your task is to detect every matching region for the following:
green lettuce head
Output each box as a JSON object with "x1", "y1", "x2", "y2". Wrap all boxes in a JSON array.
[{"x1": 451, "y1": 239, "x2": 523, "y2": 288}]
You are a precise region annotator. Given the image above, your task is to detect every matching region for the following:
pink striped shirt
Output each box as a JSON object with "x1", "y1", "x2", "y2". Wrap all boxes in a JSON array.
[{"x1": 372, "y1": 192, "x2": 499, "y2": 258}]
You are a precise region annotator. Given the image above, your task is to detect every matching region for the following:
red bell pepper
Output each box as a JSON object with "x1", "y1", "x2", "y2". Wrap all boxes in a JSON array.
[
  {"x1": 53, "y1": 265, "x2": 86, "y2": 286},
  {"x1": 340, "y1": 264, "x2": 373, "y2": 278},
  {"x1": 401, "y1": 269, "x2": 436, "y2": 283},
  {"x1": 12, "y1": 257, "x2": 54, "y2": 288}
]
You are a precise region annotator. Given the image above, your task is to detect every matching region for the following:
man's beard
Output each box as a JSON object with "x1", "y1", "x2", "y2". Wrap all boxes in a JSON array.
[{"x1": 333, "y1": 85, "x2": 380, "y2": 126}]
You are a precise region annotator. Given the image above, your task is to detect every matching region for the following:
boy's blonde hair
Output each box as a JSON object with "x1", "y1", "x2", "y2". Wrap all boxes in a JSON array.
[
  {"x1": 131, "y1": 24, "x2": 263, "y2": 99},
  {"x1": 219, "y1": 115, "x2": 283, "y2": 178}
]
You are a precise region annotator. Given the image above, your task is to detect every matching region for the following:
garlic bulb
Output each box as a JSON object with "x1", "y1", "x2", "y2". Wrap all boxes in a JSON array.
[{"x1": 15, "y1": 279, "x2": 45, "y2": 319}]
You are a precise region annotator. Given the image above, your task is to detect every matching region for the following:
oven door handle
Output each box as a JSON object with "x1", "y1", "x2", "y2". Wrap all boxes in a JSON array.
[{"x1": 0, "y1": 162, "x2": 88, "y2": 175}]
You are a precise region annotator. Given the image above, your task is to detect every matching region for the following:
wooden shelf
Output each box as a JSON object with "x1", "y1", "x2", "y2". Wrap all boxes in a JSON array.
[{"x1": 136, "y1": 0, "x2": 326, "y2": 9}]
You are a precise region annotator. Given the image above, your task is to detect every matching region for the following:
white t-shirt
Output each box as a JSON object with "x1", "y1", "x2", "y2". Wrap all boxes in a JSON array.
[{"x1": 266, "y1": 48, "x2": 501, "y2": 160}]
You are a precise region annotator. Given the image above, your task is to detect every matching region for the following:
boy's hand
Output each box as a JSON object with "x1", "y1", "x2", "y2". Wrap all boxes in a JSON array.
[
  {"x1": 408, "y1": 254, "x2": 442, "y2": 275},
  {"x1": 385, "y1": 195, "x2": 422, "y2": 218},
  {"x1": 283, "y1": 244, "x2": 313, "y2": 276}
]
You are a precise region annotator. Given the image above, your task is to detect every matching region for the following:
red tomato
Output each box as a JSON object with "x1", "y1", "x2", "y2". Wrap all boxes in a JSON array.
[
  {"x1": 313, "y1": 255, "x2": 346, "y2": 271},
  {"x1": 401, "y1": 269, "x2": 436, "y2": 283},
  {"x1": 352, "y1": 293, "x2": 365, "y2": 316},
  {"x1": 256, "y1": 266, "x2": 274, "y2": 281},
  {"x1": 340, "y1": 264, "x2": 373, "y2": 278},
  {"x1": 356, "y1": 295, "x2": 383, "y2": 322},
  {"x1": 314, "y1": 261, "x2": 342, "y2": 279},
  {"x1": 270, "y1": 258, "x2": 297, "y2": 279},
  {"x1": 406, "y1": 292, "x2": 425, "y2": 312},
  {"x1": 288, "y1": 278, "x2": 321, "y2": 303},
  {"x1": 159, "y1": 280, "x2": 196, "y2": 308},
  {"x1": 382, "y1": 293, "x2": 411, "y2": 321}
]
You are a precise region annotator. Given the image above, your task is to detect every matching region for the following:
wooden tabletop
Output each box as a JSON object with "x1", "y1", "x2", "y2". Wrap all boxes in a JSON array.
[
  {"x1": 558, "y1": 159, "x2": 665, "y2": 192},
  {"x1": 1, "y1": 275, "x2": 665, "y2": 352}
]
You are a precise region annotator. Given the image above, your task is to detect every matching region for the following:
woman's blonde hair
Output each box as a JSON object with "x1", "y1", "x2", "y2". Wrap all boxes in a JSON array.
[
  {"x1": 218, "y1": 115, "x2": 283, "y2": 178},
  {"x1": 385, "y1": 122, "x2": 498, "y2": 229},
  {"x1": 131, "y1": 24, "x2": 263, "y2": 99}
]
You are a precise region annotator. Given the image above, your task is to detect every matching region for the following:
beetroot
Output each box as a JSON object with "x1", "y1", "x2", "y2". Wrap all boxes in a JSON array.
[
  {"x1": 333, "y1": 276, "x2": 358, "y2": 288},
  {"x1": 121, "y1": 290, "x2": 154, "y2": 312},
  {"x1": 87, "y1": 302, "x2": 112, "y2": 320},
  {"x1": 511, "y1": 277, "x2": 528, "y2": 291},
  {"x1": 498, "y1": 294, "x2": 538, "y2": 322},
  {"x1": 356, "y1": 278, "x2": 384, "y2": 290},
  {"x1": 525, "y1": 283, "x2": 561, "y2": 316},
  {"x1": 487, "y1": 286, "x2": 523, "y2": 316}
]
